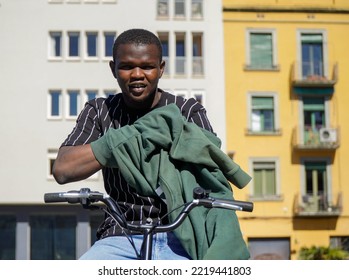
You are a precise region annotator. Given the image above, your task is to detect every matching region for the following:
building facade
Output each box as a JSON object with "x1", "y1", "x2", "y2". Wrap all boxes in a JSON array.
[
  {"x1": 0, "y1": 0, "x2": 226, "y2": 259},
  {"x1": 223, "y1": 0, "x2": 349, "y2": 259}
]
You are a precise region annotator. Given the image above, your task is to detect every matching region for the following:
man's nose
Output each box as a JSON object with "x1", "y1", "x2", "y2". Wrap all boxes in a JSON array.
[{"x1": 131, "y1": 67, "x2": 144, "y2": 78}]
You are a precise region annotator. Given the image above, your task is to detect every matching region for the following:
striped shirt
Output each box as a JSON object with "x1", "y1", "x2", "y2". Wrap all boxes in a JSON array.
[{"x1": 62, "y1": 90, "x2": 214, "y2": 238}]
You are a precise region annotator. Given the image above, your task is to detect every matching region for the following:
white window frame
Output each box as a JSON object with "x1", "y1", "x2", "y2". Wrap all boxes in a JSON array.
[
  {"x1": 85, "y1": 31, "x2": 99, "y2": 60},
  {"x1": 47, "y1": 90, "x2": 62, "y2": 119},
  {"x1": 248, "y1": 157, "x2": 281, "y2": 200},
  {"x1": 103, "y1": 31, "x2": 116, "y2": 60},
  {"x1": 245, "y1": 28, "x2": 278, "y2": 70},
  {"x1": 157, "y1": 0, "x2": 169, "y2": 18},
  {"x1": 247, "y1": 92, "x2": 280, "y2": 134},
  {"x1": 66, "y1": 89, "x2": 81, "y2": 119},
  {"x1": 48, "y1": 31, "x2": 63, "y2": 60},
  {"x1": 191, "y1": 0, "x2": 203, "y2": 19},
  {"x1": 67, "y1": 31, "x2": 81, "y2": 60}
]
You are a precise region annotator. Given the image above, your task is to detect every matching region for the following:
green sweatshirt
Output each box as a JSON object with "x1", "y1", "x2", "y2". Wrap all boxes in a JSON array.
[{"x1": 91, "y1": 104, "x2": 252, "y2": 260}]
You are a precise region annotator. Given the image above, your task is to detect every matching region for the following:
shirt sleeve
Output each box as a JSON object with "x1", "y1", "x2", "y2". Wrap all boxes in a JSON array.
[{"x1": 61, "y1": 100, "x2": 102, "y2": 146}]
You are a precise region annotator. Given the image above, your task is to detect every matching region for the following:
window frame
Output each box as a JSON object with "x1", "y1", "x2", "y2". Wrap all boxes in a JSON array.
[
  {"x1": 300, "y1": 157, "x2": 332, "y2": 203},
  {"x1": 67, "y1": 31, "x2": 81, "y2": 60},
  {"x1": 48, "y1": 31, "x2": 63, "y2": 60},
  {"x1": 296, "y1": 29, "x2": 328, "y2": 79},
  {"x1": 247, "y1": 92, "x2": 280, "y2": 135},
  {"x1": 85, "y1": 31, "x2": 99, "y2": 60},
  {"x1": 103, "y1": 31, "x2": 116, "y2": 60},
  {"x1": 249, "y1": 157, "x2": 281, "y2": 201},
  {"x1": 66, "y1": 89, "x2": 81, "y2": 119},
  {"x1": 245, "y1": 28, "x2": 278, "y2": 71},
  {"x1": 47, "y1": 90, "x2": 62, "y2": 119}
]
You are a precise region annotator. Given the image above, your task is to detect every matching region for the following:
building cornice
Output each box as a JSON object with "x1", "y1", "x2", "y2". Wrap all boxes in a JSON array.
[{"x1": 223, "y1": 6, "x2": 349, "y2": 14}]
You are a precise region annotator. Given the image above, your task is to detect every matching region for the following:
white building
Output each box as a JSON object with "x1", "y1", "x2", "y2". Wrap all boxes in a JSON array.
[{"x1": 0, "y1": 0, "x2": 226, "y2": 259}]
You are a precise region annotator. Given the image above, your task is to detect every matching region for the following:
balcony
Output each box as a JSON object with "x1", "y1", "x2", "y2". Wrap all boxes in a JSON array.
[
  {"x1": 294, "y1": 193, "x2": 342, "y2": 217},
  {"x1": 291, "y1": 61, "x2": 338, "y2": 95},
  {"x1": 292, "y1": 126, "x2": 340, "y2": 151}
]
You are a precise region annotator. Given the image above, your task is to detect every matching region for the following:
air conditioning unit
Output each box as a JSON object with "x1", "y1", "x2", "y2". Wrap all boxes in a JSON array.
[{"x1": 319, "y1": 128, "x2": 337, "y2": 143}]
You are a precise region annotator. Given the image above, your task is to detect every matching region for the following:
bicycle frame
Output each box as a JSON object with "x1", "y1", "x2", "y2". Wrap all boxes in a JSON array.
[{"x1": 44, "y1": 187, "x2": 253, "y2": 260}]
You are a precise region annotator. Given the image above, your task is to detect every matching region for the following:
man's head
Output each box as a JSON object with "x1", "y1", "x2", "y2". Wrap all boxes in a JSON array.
[
  {"x1": 112, "y1": 29, "x2": 163, "y2": 63},
  {"x1": 109, "y1": 29, "x2": 165, "y2": 110}
]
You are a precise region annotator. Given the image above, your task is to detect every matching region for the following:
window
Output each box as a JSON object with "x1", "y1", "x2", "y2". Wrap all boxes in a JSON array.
[
  {"x1": 157, "y1": 0, "x2": 169, "y2": 18},
  {"x1": 190, "y1": 91, "x2": 205, "y2": 106},
  {"x1": 303, "y1": 97, "x2": 325, "y2": 145},
  {"x1": 174, "y1": 0, "x2": 185, "y2": 18},
  {"x1": 248, "y1": 238, "x2": 290, "y2": 260},
  {"x1": 104, "y1": 32, "x2": 116, "y2": 58},
  {"x1": 192, "y1": 33, "x2": 204, "y2": 75},
  {"x1": 191, "y1": 0, "x2": 203, "y2": 19},
  {"x1": 30, "y1": 215, "x2": 76, "y2": 260},
  {"x1": 301, "y1": 33, "x2": 324, "y2": 78},
  {"x1": 67, "y1": 90, "x2": 80, "y2": 117},
  {"x1": 68, "y1": 32, "x2": 80, "y2": 57},
  {"x1": 175, "y1": 33, "x2": 186, "y2": 75},
  {"x1": 48, "y1": 90, "x2": 62, "y2": 118},
  {"x1": 86, "y1": 32, "x2": 98, "y2": 58},
  {"x1": 47, "y1": 150, "x2": 57, "y2": 178},
  {"x1": 250, "y1": 159, "x2": 280, "y2": 200},
  {"x1": 247, "y1": 30, "x2": 277, "y2": 70},
  {"x1": 49, "y1": 32, "x2": 62, "y2": 58},
  {"x1": 248, "y1": 93, "x2": 278, "y2": 133},
  {"x1": 104, "y1": 90, "x2": 116, "y2": 98},
  {"x1": 0, "y1": 215, "x2": 16, "y2": 260},
  {"x1": 302, "y1": 160, "x2": 330, "y2": 212},
  {"x1": 251, "y1": 96, "x2": 274, "y2": 132},
  {"x1": 85, "y1": 90, "x2": 98, "y2": 102},
  {"x1": 330, "y1": 237, "x2": 349, "y2": 252},
  {"x1": 174, "y1": 90, "x2": 188, "y2": 99},
  {"x1": 252, "y1": 161, "x2": 276, "y2": 198},
  {"x1": 158, "y1": 32, "x2": 170, "y2": 76}
]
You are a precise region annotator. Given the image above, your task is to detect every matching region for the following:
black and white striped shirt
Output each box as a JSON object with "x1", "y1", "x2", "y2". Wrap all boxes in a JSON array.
[{"x1": 62, "y1": 90, "x2": 214, "y2": 238}]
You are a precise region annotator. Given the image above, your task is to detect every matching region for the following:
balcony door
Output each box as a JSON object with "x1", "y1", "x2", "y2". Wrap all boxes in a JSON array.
[
  {"x1": 303, "y1": 97, "x2": 325, "y2": 145},
  {"x1": 301, "y1": 33, "x2": 324, "y2": 78},
  {"x1": 304, "y1": 161, "x2": 328, "y2": 212}
]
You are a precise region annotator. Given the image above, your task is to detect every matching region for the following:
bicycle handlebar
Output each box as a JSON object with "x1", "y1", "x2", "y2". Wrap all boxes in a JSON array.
[
  {"x1": 44, "y1": 187, "x2": 253, "y2": 259},
  {"x1": 44, "y1": 187, "x2": 253, "y2": 212}
]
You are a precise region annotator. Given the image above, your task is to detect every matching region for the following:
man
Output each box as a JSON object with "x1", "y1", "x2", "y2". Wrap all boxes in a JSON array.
[{"x1": 53, "y1": 29, "x2": 217, "y2": 260}]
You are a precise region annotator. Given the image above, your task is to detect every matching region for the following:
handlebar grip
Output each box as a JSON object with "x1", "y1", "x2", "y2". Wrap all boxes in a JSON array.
[
  {"x1": 211, "y1": 198, "x2": 254, "y2": 212},
  {"x1": 44, "y1": 192, "x2": 68, "y2": 203},
  {"x1": 44, "y1": 190, "x2": 82, "y2": 203},
  {"x1": 229, "y1": 200, "x2": 254, "y2": 212}
]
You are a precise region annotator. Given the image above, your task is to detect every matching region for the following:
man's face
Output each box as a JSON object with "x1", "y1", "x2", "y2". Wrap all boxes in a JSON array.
[{"x1": 110, "y1": 43, "x2": 165, "y2": 109}]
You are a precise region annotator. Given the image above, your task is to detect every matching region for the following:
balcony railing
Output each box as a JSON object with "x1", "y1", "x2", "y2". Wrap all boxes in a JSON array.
[
  {"x1": 292, "y1": 126, "x2": 340, "y2": 150},
  {"x1": 294, "y1": 192, "x2": 342, "y2": 217},
  {"x1": 291, "y1": 61, "x2": 338, "y2": 87}
]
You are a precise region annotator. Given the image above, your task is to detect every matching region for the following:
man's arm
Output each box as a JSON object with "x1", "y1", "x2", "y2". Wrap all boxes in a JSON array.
[{"x1": 53, "y1": 145, "x2": 102, "y2": 184}]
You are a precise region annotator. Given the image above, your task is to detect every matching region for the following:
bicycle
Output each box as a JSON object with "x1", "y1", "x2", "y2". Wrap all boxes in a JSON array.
[{"x1": 44, "y1": 187, "x2": 253, "y2": 260}]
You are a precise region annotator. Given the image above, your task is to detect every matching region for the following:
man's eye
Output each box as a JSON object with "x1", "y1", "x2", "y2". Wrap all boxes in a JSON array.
[{"x1": 118, "y1": 65, "x2": 132, "y2": 70}]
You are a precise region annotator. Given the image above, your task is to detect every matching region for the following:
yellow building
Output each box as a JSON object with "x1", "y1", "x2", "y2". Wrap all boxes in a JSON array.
[{"x1": 223, "y1": 0, "x2": 349, "y2": 259}]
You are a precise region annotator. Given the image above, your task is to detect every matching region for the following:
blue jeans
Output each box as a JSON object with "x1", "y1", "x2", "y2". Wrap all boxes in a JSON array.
[{"x1": 79, "y1": 232, "x2": 192, "y2": 260}]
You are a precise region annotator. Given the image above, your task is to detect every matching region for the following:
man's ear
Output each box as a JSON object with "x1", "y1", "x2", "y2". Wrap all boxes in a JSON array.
[
  {"x1": 109, "y1": 60, "x2": 117, "y2": 78},
  {"x1": 159, "y1": 60, "x2": 166, "y2": 78}
]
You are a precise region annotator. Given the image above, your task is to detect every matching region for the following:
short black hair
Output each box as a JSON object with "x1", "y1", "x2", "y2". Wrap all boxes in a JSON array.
[{"x1": 113, "y1": 28, "x2": 163, "y2": 62}]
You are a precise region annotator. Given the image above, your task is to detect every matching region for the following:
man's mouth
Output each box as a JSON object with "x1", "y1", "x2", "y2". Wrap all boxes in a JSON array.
[{"x1": 129, "y1": 84, "x2": 146, "y2": 95}]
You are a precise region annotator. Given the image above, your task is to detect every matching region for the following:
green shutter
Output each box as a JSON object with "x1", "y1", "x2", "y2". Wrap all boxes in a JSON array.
[
  {"x1": 250, "y1": 33, "x2": 273, "y2": 68},
  {"x1": 252, "y1": 97, "x2": 273, "y2": 109}
]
